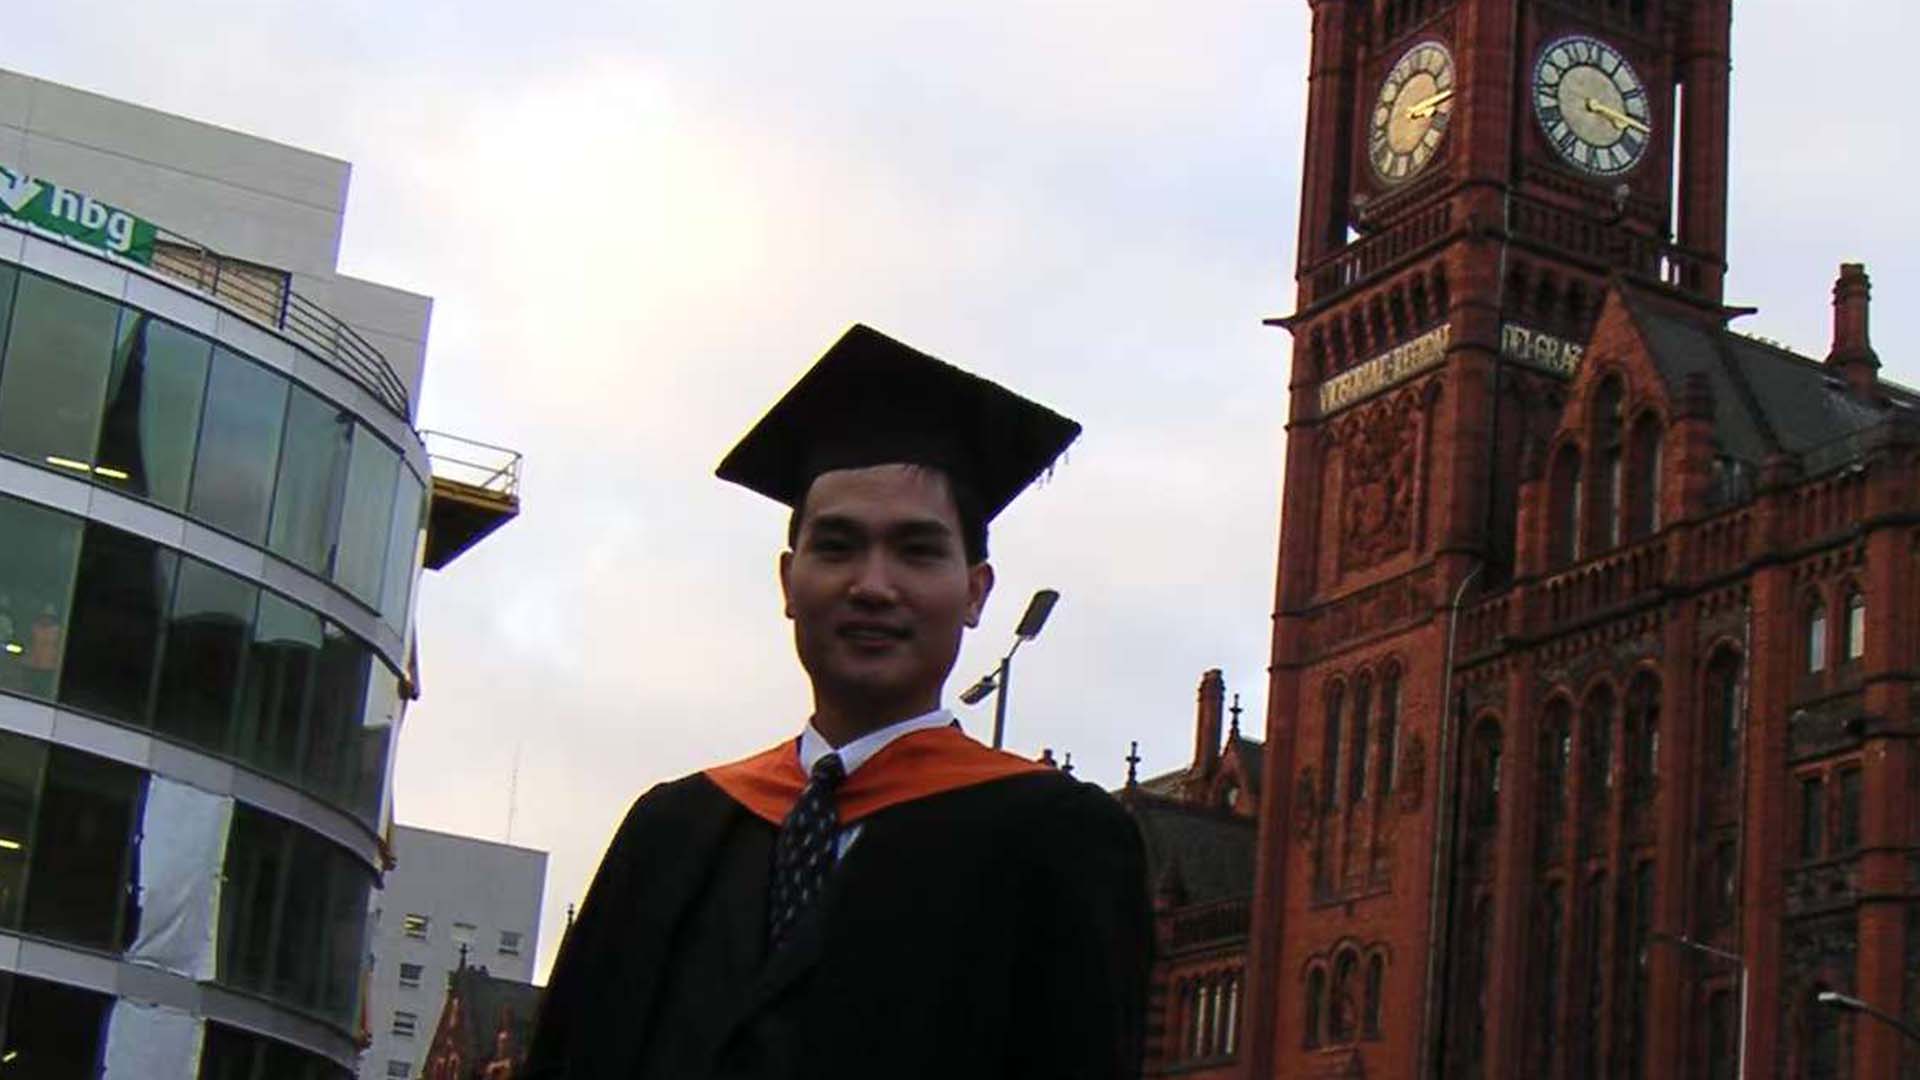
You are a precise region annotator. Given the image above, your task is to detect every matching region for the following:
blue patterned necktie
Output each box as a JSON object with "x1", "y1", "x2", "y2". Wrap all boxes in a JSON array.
[{"x1": 768, "y1": 752, "x2": 847, "y2": 950}]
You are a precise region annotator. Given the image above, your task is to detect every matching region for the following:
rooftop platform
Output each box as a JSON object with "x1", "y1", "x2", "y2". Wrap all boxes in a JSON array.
[{"x1": 424, "y1": 430, "x2": 522, "y2": 569}]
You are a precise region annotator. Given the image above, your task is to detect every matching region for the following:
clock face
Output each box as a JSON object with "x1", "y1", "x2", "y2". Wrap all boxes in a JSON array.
[
  {"x1": 1533, "y1": 34, "x2": 1652, "y2": 176},
  {"x1": 1369, "y1": 40, "x2": 1456, "y2": 184}
]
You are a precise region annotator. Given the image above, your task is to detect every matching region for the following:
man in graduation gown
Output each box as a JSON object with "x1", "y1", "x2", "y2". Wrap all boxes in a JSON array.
[{"x1": 524, "y1": 325, "x2": 1151, "y2": 1079}]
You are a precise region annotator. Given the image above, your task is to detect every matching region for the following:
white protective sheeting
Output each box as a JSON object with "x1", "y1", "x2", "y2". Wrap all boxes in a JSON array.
[
  {"x1": 103, "y1": 999, "x2": 203, "y2": 1080},
  {"x1": 128, "y1": 777, "x2": 233, "y2": 981}
]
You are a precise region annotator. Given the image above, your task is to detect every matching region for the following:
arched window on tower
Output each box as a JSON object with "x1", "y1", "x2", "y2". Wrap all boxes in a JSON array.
[
  {"x1": 1331, "y1": 950, "x2": 1360, "y2": 1043},
  {"x1": 1363, "y1": 953, "x2": 1385, "y2": 1039},
  {"x1": 1323, "y1": 680, "x2": 1345, "y2": 809},
  {"x1": 1625, "y1": 673, "x2": 1660, "y2": 802},
  {"x1": 1468, "y1": 897, "x2": 1495, "y2": 1076},
  {"x1": 1378, "y1": 665, "x2": 1402, "y2": 795},
  {"x1": 1350, "y1": 672, "x2": 1373, "y2": 804},
  {"x1": 1469, "y1": 719, "x2": 1503, "y2": 829},
  {"x1": 1305, "y1": 967, "x2": 1327, "y2": 1048},
  {"x1": 1538, "y1": 699, "x2": 1572, "y2": 864},
  {"x1": 1805, "y1": 594, "x2": 1829, "y2": 674},
  {"x1": 1550, "y1": 444, "x2": 1584, "y2": 568},
  {"x1": 1580, "y1": 686, "x2": 1615, "y2": 850},
  {"x1": 1622, "y1": 860, "x2": 1655, "y2": 1080},
  {"x1": 1593, "y1": 377, "x2": 1626, "y2": 550},
  {"x1": 1534, "y1": 882, "x2": 1566, "y2": 1073},
  {"x1": 1582, "y1": 687, "x2": 1615, "y2": 803},
  {"x1": 1575, "y1": 870, "x2": 1609, "y2": 1080},
  {"x1": 1705, "y1": 649, "x2": 1743, "y2": 776},
  {"x1": 1842, "y1": 587, "x2": 1865, "y2": 664},
  {"x1": 1626, "y1": 410, "x2": 1662, "y2": 540},
  {"x1": 1465, "y1": 717, "x2": 1503, "y2": 877}
]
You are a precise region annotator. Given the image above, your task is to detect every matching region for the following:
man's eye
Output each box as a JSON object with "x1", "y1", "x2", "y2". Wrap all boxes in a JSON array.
[
  {"x1": 902, "y1": 543, "x2": 949, "y2": 561},
  {"x1": 810, "y1": 537, "x2": 855, "y2": 555}
]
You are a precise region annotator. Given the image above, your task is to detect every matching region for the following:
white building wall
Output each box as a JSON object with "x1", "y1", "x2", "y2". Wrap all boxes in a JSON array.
[
  {"x1": 360, "y1": 825, "x2": 547, "y2": 1080},
  {"x1": 0, "y1": 68, "x2": 433, "y2": 408}
]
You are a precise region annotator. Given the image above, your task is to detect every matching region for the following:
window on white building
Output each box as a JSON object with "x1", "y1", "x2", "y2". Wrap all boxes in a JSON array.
[
  {"x1": 402, "y1": 913, "x2": 429, "y2": 940},
  {"x1": 452, "y1": 921, "x2": 478, "y2": 947},
  {"x1": 392, "y1": 1011, "x2": 417, "y2": 1038},
  {"x1": 386, "y1": 1061, "x2": 410, "y2": 1079},
  {"x1": 499, "y1": 930, "x2": 523, "y2": 956},
  {"x1": 398, "y1": 962, "x2": 423, "y2": 989}
]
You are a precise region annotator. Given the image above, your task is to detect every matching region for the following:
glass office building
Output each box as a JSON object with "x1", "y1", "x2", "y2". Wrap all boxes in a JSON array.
[{"x1": 0, "y1": 71, "x2": 515, "y2": 1079}]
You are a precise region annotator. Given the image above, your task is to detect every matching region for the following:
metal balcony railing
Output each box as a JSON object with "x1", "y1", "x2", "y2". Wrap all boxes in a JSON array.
[
  {"x1": 421, "y1": 430, "x2": 522, "y2": 570},
  {"x1": 423, "y1": 430, "x2": 523, "y2": 502},
  {"x1": 1, "y1": 216, "x2": 412, "y2": 420}
]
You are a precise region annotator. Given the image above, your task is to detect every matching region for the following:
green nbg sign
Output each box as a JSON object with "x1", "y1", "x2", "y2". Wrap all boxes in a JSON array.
[{"x1": 0, "y1": 165, "x2": 157, "y2": 265}]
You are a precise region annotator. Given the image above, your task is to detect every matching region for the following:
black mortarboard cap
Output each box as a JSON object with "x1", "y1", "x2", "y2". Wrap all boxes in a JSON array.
[{"x1": 716, "y1": 324, "x2": 1081, "y2": 524}]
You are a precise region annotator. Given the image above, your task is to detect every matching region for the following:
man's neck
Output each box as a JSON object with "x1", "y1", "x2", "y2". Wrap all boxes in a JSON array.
[{"x1": 811, "y1": 695, "x2": 941, "y2": 748}]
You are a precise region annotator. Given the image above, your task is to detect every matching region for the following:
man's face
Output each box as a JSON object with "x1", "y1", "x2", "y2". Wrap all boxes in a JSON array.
[{"x1": 780, "y1": 464, "x2": 993, "y2": 720}]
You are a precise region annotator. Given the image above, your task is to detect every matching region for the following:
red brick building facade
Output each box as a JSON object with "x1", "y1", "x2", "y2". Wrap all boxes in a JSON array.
[
  {"x1": 419, "y1": 960, "x2": 543, "y2": 1080},
  {"x1": 1238, "y1": 1, "x2": 1920, "y2": 1078},
  {"x1": 1125, "y1": 669, "x2": 1263, "y2": 1077}
]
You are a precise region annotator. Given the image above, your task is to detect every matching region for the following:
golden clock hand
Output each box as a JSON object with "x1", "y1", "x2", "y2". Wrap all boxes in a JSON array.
[
  {"x1": 1406, "y1": 88, "x2": 1455, "y2": 120},
  {"x1": 1584, "y1": 98, "x2": 1651, "y2": 135}
]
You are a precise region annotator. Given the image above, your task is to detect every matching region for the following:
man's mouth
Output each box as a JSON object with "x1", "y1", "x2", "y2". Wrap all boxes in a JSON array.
[{"x1": 837, "y1": 622, "x2": 911, "y2": 645}]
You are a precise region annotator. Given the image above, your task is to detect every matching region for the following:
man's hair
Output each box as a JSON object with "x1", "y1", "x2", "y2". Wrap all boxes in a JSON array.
[{"x1": 786, "y1": 465, "x2": 990, "y2": 564}]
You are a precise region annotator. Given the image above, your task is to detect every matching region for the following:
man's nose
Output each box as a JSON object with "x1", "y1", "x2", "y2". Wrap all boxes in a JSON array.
[{"x1": 847, "y1": 553, "x2": 901, "y2": 605}]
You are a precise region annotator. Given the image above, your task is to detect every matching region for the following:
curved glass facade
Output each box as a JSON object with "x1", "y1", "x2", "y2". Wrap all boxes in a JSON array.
[
  {"x1": 0, "y1": 80, "x2": 517, "y2": 1080},
  {"x1": 0, "y1": 264, "x2": 427, "y2": 636},
  {"x1": 0, "y1": 729, "x2": 144, "y2": 952},
  {"x1": 200, "y1": 1023, "x2": 353, "y2": 1080},
  {"x1": 0, "y1": 729, "x2": 374, "y2": 1035},
  {"x1": 0, "y1": 493, "x2": 399, "y2": 826},
  {"x1": 218, "y1": 806, "x2": 374, "y2": 1027},
  {"x1": 0, "y1": 970, "x2": 114, "y2": 1080}
]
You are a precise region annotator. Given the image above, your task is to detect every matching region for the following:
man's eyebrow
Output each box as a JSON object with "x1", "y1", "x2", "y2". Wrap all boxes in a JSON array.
[
  {"x1": 888, "y1": 519, "x2": 956, "y2": 540},
  {"x1": 802, "y1": 514, "x2": 864, "y2": 535},
  {"x1": 802, "y1": 514, "x2": 955, "y2": 539}
]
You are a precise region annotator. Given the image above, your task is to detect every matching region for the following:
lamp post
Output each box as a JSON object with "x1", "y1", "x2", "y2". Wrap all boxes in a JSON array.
[
  {"x1": 957, "y1": 589, "x2": 1059, "y2": 749},
  {"x1": 1817, "y1": 990, "x2": 1920, "y2": 1046},
  {"x1": 1651, "y1": 930, "x2": 1747, "y2": 1080}
]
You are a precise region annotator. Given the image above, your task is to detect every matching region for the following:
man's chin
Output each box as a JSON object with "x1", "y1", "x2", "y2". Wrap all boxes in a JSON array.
[{"x1": 818, "y1": 669, "x2": 939, "y2": 714}]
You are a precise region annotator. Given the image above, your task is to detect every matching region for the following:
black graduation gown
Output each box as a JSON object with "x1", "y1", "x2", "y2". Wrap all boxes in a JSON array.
[{"x1": 524, "y1": 767, "x2": 1150, "y2": 1079}]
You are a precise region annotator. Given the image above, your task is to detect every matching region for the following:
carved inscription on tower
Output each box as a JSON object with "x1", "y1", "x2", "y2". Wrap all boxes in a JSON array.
[{"x1": 1335, "y1": 390, "x2": 1421, "y2": 572}]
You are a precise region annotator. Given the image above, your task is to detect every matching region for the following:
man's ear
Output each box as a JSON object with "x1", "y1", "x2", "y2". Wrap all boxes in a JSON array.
[
  {"x1": 779, "y1": 549, "x2": 796, "y2": 619},
  {"x1": 964, "y1": 561, "x2": 995, "y2": 628}
]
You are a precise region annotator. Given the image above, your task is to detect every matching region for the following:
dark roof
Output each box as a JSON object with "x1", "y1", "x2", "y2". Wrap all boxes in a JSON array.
[
  {"x1": 1120, "y1": 793, "x2": 1257, "y2": 907},
  {"x1": 1133, "y1": 734, "x2": 1264, "y2": 802},
  {"x1": 1135, "y1": 767, "x2": 1187, "y2": 798},
  {"x1": 441, "y1": 966, "x2": 543, "y2": 1066},
  {"x1": 1624, "y1": 291, "x2": 1909, "y2": 466},
  {"x1": 1226, "y1": 734, "x2": 1265, "y2": 797}
]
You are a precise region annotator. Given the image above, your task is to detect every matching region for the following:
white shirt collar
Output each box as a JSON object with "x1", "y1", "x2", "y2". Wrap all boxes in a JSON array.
[{"x1": 799, "y1": 707, "x2": 955, "y2": 778}]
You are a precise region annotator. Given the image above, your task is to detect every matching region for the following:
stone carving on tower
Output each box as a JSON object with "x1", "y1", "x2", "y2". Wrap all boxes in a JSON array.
[{"x1": 1335, "y1": 390, "x2": 1421, "y2": 572}]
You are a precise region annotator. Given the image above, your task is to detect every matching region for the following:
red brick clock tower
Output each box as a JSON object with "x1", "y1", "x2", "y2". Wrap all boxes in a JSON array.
[{"x1": 1243, "y1": 1, "x2": 1738, "y2": 1078}]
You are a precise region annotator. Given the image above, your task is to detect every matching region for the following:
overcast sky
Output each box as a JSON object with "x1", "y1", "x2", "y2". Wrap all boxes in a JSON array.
[{"x1": 17, "y1": 1, "x2": 1918, "y2": 982}]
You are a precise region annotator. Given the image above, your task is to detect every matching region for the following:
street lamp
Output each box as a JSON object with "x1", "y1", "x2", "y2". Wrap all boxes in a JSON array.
[
  {"x1": 1650, "y1": 930, "x2": 1746, "y2": 1080},
  {"x1": 957, "y1": 589, "x2": 1059, "y2": 749},
  {"x1": 1816, "y1": 990, "x2": 1920, "y2": 1046}
]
